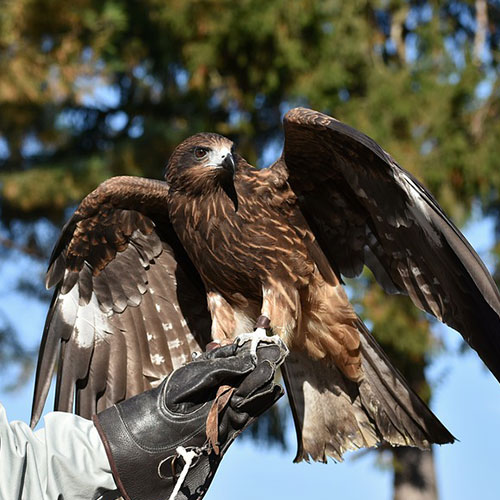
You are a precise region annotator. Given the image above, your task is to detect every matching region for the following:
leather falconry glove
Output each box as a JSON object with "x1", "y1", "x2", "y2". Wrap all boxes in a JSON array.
[{"x1": 93, "y1": 338, "x2": 288, "y2": 500}]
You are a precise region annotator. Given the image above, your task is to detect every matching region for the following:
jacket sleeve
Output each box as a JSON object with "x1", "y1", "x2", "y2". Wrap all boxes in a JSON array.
[{"x1": 0, "y1": 403, "x2": 119, "y2": 500}]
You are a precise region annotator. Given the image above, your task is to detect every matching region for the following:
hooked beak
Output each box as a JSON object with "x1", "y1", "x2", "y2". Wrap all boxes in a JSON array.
[
  {"x1": 219, "y1": 153, "x2": 238, "y2": 211},
  {"x1": 220, "y1": 153, "x2": 235, "y2": 176}
]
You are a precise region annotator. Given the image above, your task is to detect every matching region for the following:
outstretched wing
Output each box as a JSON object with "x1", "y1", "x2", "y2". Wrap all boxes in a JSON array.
[
  {"x1": 278, "y1": 107, "x2": 500, "y2": 383},
  {"x1": 31, "y1": 176, "x2": 211, "y2": 427}
]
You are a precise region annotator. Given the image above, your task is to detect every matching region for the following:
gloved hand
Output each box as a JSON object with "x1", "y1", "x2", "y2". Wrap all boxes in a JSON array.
[{"x1": 93, "y1": 338, "x2": 287, "y2": 500}]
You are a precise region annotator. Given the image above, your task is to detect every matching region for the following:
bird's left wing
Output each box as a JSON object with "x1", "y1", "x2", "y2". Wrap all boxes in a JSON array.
[
  {"x1": 277, "y1": 107, "x2": 500, "y2": 383},
  {"x1": 31, "y1": 176, "x2": 211, "y2": 427}
]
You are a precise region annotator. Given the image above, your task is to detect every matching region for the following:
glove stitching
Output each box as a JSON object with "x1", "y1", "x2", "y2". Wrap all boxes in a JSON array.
[
  {"x1": 116, "y1": 403, "x2": 213, "y2": 453},
  {"x1": 160, "y1": 371, "x2": 212, "y2": 419}
]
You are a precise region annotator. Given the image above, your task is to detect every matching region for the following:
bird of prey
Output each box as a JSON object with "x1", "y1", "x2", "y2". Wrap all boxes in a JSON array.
[{"x1": 31, "y1": 107, "x2": 500, "y2": 463}]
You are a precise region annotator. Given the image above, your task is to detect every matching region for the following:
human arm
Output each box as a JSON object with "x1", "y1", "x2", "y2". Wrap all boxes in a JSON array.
[{"x1": 0, "y1": 404, "x2": 118, "y2": 500}]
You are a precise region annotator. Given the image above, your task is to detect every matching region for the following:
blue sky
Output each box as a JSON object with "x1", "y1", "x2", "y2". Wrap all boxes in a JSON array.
[{"x1": 0, "y1": 213, "x2": 499, "y2": 500}]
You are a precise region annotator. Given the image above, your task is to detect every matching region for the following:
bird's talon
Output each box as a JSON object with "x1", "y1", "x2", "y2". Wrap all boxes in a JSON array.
[{"x1": 234, "y1": 330, "x2": 289, "y2": 361}]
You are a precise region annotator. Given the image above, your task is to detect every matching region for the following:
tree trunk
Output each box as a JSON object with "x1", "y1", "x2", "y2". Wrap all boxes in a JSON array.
[
  {"x1": 393, "y1": 447, "x2": 438, "y2": 500},
  {"x1": 474, "y1": 0, "x2": 488, "y2": 64}
]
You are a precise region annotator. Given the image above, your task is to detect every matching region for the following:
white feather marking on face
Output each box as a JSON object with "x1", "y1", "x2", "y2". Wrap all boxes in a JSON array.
[{"x1": 205, "y1": 146, "x2": 233, "y2": 168}]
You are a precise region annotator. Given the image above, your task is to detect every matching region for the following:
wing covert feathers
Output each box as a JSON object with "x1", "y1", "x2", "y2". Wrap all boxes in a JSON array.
[{"x1": 283, "y1": 319, "x2": 454, "y2": 463}]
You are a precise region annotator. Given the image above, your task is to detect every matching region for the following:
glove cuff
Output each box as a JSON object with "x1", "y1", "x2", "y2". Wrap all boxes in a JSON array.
[
  {"x1": 93, "y1": 407, "x2": 134, "y2": 500},
  {"x1": 93, "y1": 388, "x2": 212, "y2": 500}
]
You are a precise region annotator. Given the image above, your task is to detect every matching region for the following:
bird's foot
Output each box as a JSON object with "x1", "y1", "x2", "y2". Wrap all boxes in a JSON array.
[
  {"x1": 235, "y1": 331, "x2": 288, "y2": 362},
  {"x1": 235, "y1": 316, "x2": 288, "y2": 361}
]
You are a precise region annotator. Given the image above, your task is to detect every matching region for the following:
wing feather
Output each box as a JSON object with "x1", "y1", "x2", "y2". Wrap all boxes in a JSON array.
[
  {"x1": 31, "y1": 177, "x2": 211, "y2": 427},
  {"x1": 279, "y1": 107, "x2": 500, "y2": 382}
]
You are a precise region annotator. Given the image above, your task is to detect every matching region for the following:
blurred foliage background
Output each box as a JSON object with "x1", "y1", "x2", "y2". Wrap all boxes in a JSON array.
[{"x1": 0, "y1": 0, "x2": 499, "y2": 498}]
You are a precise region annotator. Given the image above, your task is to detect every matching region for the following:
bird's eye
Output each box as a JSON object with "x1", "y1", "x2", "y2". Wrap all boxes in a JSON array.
[{"x1": 194, "y1": 147, "x2": 209, "y2": 160}]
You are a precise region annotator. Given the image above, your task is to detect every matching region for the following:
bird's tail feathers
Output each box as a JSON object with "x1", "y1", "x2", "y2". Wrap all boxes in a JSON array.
[{"x1": 282, "y1": 319, "x2": 454, "y2": 463}]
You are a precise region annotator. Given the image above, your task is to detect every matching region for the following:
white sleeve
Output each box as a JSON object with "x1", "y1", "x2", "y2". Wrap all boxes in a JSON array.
[{"x1": 0, "y1": 403, "x2": 119, "y2": 500}]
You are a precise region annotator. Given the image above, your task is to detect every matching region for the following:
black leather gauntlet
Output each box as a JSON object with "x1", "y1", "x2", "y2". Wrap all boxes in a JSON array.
[{"x1": 93, "y1": 339, "x2": 287, "y2": 500}]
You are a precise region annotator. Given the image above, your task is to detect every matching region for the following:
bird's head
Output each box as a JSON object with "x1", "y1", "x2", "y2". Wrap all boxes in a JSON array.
[{"x1": 165, "y1": 133, "x2": 238, "y2": 209}]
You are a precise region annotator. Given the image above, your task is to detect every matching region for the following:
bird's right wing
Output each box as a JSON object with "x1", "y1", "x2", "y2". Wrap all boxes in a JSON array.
[{"x1": 31, "y1": 176, "x2": 211, "y2": 427}]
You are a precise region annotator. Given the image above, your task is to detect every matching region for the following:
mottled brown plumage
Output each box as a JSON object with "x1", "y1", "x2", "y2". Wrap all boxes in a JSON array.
[
  {"x1": 166, "y1": 134, "x2": 363, "y2": 381},
  {"x1": 32, "y1": 108, "x2": 500, "y2": 463}
]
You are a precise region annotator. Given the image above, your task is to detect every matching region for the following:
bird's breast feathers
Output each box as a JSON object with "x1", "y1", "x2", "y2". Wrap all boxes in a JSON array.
[{"x1": 167, "y1": 167, "x2": 314, "y2": 300}]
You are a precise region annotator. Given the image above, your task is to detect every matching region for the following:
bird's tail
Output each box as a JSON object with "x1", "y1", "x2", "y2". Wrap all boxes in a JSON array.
[{"x1": 282, "y1": 318, "x2": 454, "y2": 462}]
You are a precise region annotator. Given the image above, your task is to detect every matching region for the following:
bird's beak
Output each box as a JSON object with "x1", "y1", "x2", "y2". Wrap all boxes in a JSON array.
[
  {"x1": 219, "y1": 152, "x2": 238, "y2": 211},
  {"x1": 220, "y1": 153, "x2": 235, "y2": 176}
]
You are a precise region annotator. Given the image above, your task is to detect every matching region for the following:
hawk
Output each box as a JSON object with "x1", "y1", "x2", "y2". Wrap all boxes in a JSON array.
[{"x1": 31, "y1": 107, "x2": 500, "y2": 462}]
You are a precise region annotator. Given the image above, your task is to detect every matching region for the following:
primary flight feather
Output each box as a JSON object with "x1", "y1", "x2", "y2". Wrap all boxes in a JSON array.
[{"x1": 32, "y1": 107, "x2": 500, "y2": 462}]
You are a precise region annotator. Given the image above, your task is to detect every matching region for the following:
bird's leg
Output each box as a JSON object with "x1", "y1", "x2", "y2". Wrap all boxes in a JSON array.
[
  {"x1": 206, "y1": 291, "x2": 238, "y2": 348},
  {"x1": 253, "y1": 314, "x2": 271, "y2": 336},
  {"x1": 236, "y1": 315, "x2": 288, "y2": 360},
  {"x1": 207, "y1": 290, "x2": 288, "y2": 359}
]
